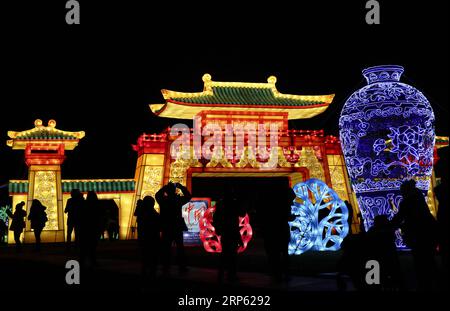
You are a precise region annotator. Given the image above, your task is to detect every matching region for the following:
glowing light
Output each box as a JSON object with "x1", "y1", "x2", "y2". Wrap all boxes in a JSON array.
[
  {"x1": 140, "y1": 165, "x2": 164, "y2": 212},
  {"x1": 6, "y1": 120, "x2": 85, "y2": 242},
  {"x1": 182, "y1": 198, "x2": 210, "y2": 244},
  {"x1": 151, "y1": 74, "x2": 334, "y2": 120},
  {"x1": 339, "y1": 65, "x2": 435, "y2": 246},
  {"x1": 0, "y1": 205, "x2": 11, "y2": 227},
  {"x1": 199, "y1": 203, "x2": 253, "y2": 253},
  {"x1": 288, "y1": 178, "x2": 349, "y2": 255},
  {"x1": 33, "y1": 171, "x2": 58, "y2": 230},
  {"x1": 7, "y1": 119, "x2": 84, "y2": 150}
]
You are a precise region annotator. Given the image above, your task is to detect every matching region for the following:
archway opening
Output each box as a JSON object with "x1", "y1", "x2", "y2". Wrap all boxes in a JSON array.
[{"x1": 191, "y1": 176, "x2": 290, "y2": 236}]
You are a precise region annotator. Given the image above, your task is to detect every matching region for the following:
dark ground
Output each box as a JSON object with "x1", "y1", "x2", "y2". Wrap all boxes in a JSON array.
[
  {"x1": 0, "y1": 237, "x2": 434, "y2": 291},
  {"x1": 1, "y1": 237, "x2": 446, "y2": 309}
]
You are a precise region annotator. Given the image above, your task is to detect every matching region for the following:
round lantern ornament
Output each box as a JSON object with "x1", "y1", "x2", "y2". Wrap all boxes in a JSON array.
[{"x1": 339, "y1": 65, "x2": 435, "y2": 246}]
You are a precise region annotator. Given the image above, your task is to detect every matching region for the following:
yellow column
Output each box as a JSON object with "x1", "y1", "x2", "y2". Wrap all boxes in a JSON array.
[
  {"x1": 127, "y1": 153, "x2": 165, "y2": 238},
  {"x1": 7, "y1": 119, "x2": 85, "y2": 243},
  {"x1": 24, "y1": 165, "x2": 64, "y2": 243}
]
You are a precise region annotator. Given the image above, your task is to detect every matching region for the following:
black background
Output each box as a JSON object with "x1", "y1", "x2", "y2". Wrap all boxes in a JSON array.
[
  {"x1": 0, "y1": 0, "x2": 448, "y2": 190},
  {"x1": 0, "y1": 2, "x2": 448, "y2": 305}
]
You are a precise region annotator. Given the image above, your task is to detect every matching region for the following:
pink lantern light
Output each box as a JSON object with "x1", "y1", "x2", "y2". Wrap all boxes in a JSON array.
[{"x1": 199, "y1": 205, "x2": 253, "y2": 253}]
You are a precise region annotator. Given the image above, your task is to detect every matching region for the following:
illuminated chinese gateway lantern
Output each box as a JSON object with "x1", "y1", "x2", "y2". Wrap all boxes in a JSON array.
[
  {"x1": 339, "y1": 65, "x2": 435, "y2": 246},
  {"x1": 7, "y1": 119, "x2": 85, "y2": 243},
  {"x1": 126, "y1": 73, "x2": 338, "y2": 239}
]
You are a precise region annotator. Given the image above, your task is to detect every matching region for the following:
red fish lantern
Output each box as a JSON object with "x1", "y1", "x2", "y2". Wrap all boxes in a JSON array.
[{"x1": 199, "y1": 205, "x2": 253, "y2": 253}]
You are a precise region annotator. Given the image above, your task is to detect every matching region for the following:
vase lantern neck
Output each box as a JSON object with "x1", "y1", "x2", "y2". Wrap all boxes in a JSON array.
[{"x1": 362, "y1": 65, "x2": 404, "y2": 84}]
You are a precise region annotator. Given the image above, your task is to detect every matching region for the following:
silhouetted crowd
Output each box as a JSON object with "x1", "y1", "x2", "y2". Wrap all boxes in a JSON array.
[
  {"x1": 1, "y1": 147, "x2": 448, "y2": 291},
  {"x1": 337, "y1": 147, "x2": 449, "y2": 291},
  {"x1": 1, "y1": 189, "x2": 119, "y2": 268},
  {"x1": 134, "y1": 181, "x2": 191, "y2": 281},
  {"x1": 4, "y1": 199, "x2": 48, "y2": 252},
  {"x1": 65, "y1": 190, "x2": 120, "y2": 268},
  {"x1": 132, "y1": 181, "x2": 297, "y2": 285}
]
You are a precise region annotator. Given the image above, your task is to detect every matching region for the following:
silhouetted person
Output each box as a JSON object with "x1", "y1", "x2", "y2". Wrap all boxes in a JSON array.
[
  {"x1": 391, "y1": 180, "x2": 438, "y2": 290},
  {"x1": 65, "y1": 189, "x2": 83, "y2": 245},
  {"x1": 214, "y1": 185, "x2": 245, "y2": 282},
  {"x1": 337, "y1": 233, "x2": 369, "y2": 290},
  {"x1": 134, "y1": 196, "x2": 160, "y2": 280},
  {"x1": 134, "y1": 199, "x2": 143, "y2": 226},
  {"x1": 7, "y1": 202, "x2": 26, "y2": 251},
  {"x1": 345, "y1": 200, "x2": 354, "y2": 235},
  {"x1": 357, "y1": 212, "x2": 366, "y2": 234},
  {"x1": 28, "y1": 199, "x2": 47, "y2": 251},
  {"x1": 434, "y1": 146, "x2": 449, "y2": 288},
  {"x1": 155, "y1": 182, "x2": 191, "y2": 274},
  {"x1": 366, "y1": 215, "x2": 403, "y2": 290},
  {"x1": 98, "y1": 200, "x2": 108, "y2": 240},
  {"x1": 260, "y1": 184, "x2": 296, "y2": 282},
  {"x1": 105, "y1": 200, "x2": 119, "y2": 240},
  {"x1": 79, "y1": 191, "x2": 101, "y2": 268}
]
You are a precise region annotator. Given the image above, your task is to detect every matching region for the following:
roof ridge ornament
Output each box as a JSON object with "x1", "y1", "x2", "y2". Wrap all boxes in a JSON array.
[
  {"x1": 33, "y1": 119, "x2": 56, "y2": 129},
  {"x1": 34, "y1": 119, "x2": 43, "y2": 127},
  {"x1": 268, "y1": 75, "x2": 278, "y2": 95},
  {"x1": 202, "y1": 73, "x2": 212, "y2": 82},
  {"x1": 267, "y1": 75, "x2": 277, "y2": 84},
  {"x1": 48, "y1": 119, "x2": 57, "y2": 128},
  {"x1": 202, "y1": 73, "x2": 213, "y2": 92}
]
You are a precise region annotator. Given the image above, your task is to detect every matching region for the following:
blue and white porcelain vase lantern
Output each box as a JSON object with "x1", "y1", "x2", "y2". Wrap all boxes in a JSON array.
[{"x1": 339, "y1": 65, "x2": 435, "y2": 246}]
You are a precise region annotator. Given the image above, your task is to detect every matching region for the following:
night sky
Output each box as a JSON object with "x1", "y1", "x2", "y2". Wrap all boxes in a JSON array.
[{"x1": 0, "y1": 1, "x2": 448, "y2": 193}]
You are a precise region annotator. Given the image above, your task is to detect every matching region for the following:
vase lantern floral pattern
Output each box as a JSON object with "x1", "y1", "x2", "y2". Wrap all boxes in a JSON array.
[{"x1": 339, "y1": 65, "x2": 435, "y2": 246}]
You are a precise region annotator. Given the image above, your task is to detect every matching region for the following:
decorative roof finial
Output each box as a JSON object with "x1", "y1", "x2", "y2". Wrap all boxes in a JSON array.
[
  {"x1": 34, "y1": 119, "x2": 43, "y2": 127},
  {"x1": 202, "y1": 73, "x2": 212, "y2": 82},
  {"x1": 48, "y1": 120, "x2": 56, "y2": 128},
  {"x1": 267, "y1": 76, "x2": 277, "y2": 84}
]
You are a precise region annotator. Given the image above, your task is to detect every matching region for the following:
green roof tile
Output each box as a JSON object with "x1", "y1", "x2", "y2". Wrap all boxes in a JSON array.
[
  {"x1": 171, "y1": 86, "x2": 325, "y2": 107},
  {"x1": 9, "y1": 180, "x2": 135, "y2": 194},
  {"x1": 16, "y1": 129, "x2": 79, "y2": 140}
]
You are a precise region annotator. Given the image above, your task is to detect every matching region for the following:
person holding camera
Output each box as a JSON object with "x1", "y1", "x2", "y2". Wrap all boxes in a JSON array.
[{"x1": 155, "y1": 181, "x2": 191, "y2": 274}]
